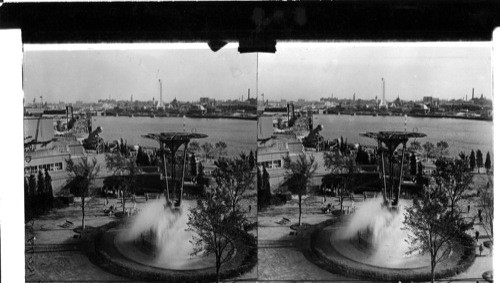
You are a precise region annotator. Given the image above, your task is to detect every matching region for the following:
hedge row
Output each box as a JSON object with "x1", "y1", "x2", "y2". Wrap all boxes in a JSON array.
[
  {"x1": 83, "y1": 220, "x2": 257, "y2": 282},
  {"x1": 299, "y1": 218, "x2": 476, "y2": 282}
]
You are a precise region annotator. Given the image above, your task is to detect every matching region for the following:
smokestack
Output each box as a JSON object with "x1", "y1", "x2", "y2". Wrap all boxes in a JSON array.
[
  {"x1": 472, "y1": 88, "x2": 474, "y2": 99},
  {"x1": 248, "y1": 89, "x2": 250, "y2": 100},
  {"x1": 159, "y1": 79, "x2": 163, "y2": 107},
  {"x1": 287, "y1": 103, "x2": 290, "y2": 122}
]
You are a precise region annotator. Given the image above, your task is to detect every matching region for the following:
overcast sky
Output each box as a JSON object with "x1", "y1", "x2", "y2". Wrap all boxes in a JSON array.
[{"x1": 23, "y1": 43, "x2": 491, "y2": 103}]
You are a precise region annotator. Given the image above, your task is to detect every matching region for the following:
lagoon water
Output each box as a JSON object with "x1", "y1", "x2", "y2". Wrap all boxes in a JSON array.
[
  {"x1": 93, "y1": 115, "x2": 492, "y2": 158},
  {"x1": 315, "y1": 114, "x2": 493, "y2": 157},
  {"x1": 94, "y1": 116, "x2": 256, "y2": 157}
]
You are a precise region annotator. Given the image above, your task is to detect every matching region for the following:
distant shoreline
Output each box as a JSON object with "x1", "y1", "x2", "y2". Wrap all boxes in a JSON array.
[
  {"x1": 319, "y1": 112, "x2": 491, "y2": 122},
  {"x1": 102, "y1": 113, "x2": 258, "y2": 121}
]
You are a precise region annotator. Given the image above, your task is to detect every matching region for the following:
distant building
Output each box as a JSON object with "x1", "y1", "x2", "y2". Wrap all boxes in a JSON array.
[
  {"x1": 423, "y1": 96, "x2": 440, "y2": 108},
  {"x1": 411, "y1": 103, "x2": 430, "y2": 114},
  {"x1": 423, "y1": 96, "x2": 433, "y2": 104}
]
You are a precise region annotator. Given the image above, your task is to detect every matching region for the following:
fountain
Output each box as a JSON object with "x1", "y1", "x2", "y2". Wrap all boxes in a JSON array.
[
  {"x1": 304, "y1": 131, "x2": 474, "y2": 281},
  {"x1": 92, "y1": 132, "x2": 256, "y2": 281}
]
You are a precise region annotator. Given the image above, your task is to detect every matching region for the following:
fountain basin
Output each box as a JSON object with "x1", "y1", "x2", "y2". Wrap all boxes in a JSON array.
[
  {"x1": 115, "y1": 228, "x2": 220, "y2": 270},
  {"x1": 302, "y1": 217, "x2": 475, "y2": 282},
  {"x1": 90, "y1": 222, "x2": 257, "y2": 282}
]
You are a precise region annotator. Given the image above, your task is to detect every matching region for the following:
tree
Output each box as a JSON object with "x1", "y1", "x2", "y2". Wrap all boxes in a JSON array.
[
  {"x1": 323, "y1": 150, "x2": 357, "y2": 212},
  {"x1": 476, "y1": 150, "x2": 483, "y2": 174},
  {"x1": 215, "y1": 141, "x2": 228, "y2": 159},
  {"x1": 458, "y1": 151, "x2": 467, "y2": 161},
  {"x1": 66, "y1": 157, "x2": 100, "y2": 230},
  {"x1": 485, "y1": 152, "x2": 491, "y2": 174},
  {"x1": 190, "y1": 153, "x2": 197, "y2": 177},
  {"x1": 410, "y1": 153, "x2": 417, "y2": 175},
  {"x1": 403, "y1": 186, "x2": 469, "y2": 283},
  {"x1": 44, "y1": 169, "x2": 54, "y2": 210},
  {"x1": 201, "y1": 142, "x2": 215, "y2": 160},
  {"x1": 212, "y1": 153, "x2": 254, "y2": 213},
  {"x1": 136, "y1": 146, "x2": 150, "y2": 166},
  {"x1": 248, "y1": 150, "x2": 255, "y2": 169},
  {"x1": 433, "y1": 157, "x2": 473, "y2": 219},
  {"x1": 410, "y1": 140, "x2": 422, "y2": 152},
  {"x1": 24, "y1": 176, "x2": 32, "y2": 221},
  {"x1": 258, "y1": 166, "x2": 272, "y2": 209},
  {"x1": 283, "y1": 153, "x2": 318, "y2": 226},
  {"x1": 436, "y1": 141, "x2": 449, "y2": 157},
  {"x1": 257, "y1": 165, "x2": 263, "y2": 208},
  {"x1": 423, "y1": 142, "x2": 436, "y2": 160},
  {"x1": 197, "y1": 162, "x2": 205, "y2": 185},
  {"x1": 188, "y1": 141, "x2": 201, "y2": 154},
  {"x1": 187, "y1": 187, "x2": 248, "y2": 283},
  {"x1": 27, "y1": 174, "x2": 37, "y2": 219},
  {"x1": 105, "y1": 152, "x2": 140, "y2": 214},
  {"x1": 469, "y1": 150, "x2": 476, "y2": 172},
  {"x1": 37, "y1": 170, "x2": 45, "y2": 214},
  {"x1": 478, "y1": 189, "x2": 493, "y2": 242},
  {"x1": 355, "y1": 146, "x2": 370, "y2": 164},
  {"x1": 28, "y1": 174, "x2": 37, "y2": 203}
]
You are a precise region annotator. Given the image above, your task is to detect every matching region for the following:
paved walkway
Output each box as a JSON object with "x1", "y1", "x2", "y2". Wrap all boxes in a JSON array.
[
  {"x1": 25, "y1": 195, "x2": 257, "y2": 282},
  {"x1": 258, "y1": 173, "x2": 493, "y2": 283}
]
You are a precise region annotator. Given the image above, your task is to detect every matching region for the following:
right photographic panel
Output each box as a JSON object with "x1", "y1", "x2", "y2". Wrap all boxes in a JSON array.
[{"x1": 256, "y1": 43, "x2": 493, "y2": 282}]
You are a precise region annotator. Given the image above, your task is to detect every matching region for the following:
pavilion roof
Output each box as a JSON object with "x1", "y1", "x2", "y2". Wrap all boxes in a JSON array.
[
  {"x1": 142, "y1": 132, "x2": 208, "y2": 143},
  {"x1": 360, "y1": 131, "x2": 426, "y2": 141}
]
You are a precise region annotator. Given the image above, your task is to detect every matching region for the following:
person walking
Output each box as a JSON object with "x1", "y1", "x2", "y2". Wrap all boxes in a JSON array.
[
  {"x1": 479, "y1": 243, "x2": 484, "y2": 256},
  {"x1": 467, "y1": 203, "x2": 471, "y2": 214},
  {"x1": 475, "y1": 230, "x2": 480, "y2": 241}
]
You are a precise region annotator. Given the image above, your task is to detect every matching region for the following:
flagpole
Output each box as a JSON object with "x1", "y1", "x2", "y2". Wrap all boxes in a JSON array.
[{"x1": 256, "y1": 53, "x2": 259, "y2": 103}]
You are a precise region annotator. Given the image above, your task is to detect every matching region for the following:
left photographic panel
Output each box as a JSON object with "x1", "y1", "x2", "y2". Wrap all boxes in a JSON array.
[{"x1": 22, "y1": 44, "x2": 258, "y2": 282}]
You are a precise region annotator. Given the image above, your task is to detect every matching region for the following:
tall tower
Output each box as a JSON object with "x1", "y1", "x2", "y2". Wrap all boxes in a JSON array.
[
  {"x1": 381, "y1": 78, "x2": 386, "y2": 107},
  {"x1": 159, "y1": 79, "x2": 163, "y2": 107},
  {"x1": 256, "y1": 53, "x2": 259, "y2": 105}
]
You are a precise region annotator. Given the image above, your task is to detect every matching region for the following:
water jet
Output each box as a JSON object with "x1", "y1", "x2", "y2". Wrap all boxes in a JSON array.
[
  {"x1": 90, "y1": 132, "x2": 256, "y2": 281},
  {"x1": 304, "y1": 131, "x2": 474, "y2": 281}
]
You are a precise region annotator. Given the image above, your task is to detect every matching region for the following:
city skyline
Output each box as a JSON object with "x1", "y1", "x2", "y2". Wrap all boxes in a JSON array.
[{"x1": 23, "y1": 43, "x2": 491, "y2": 104}]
